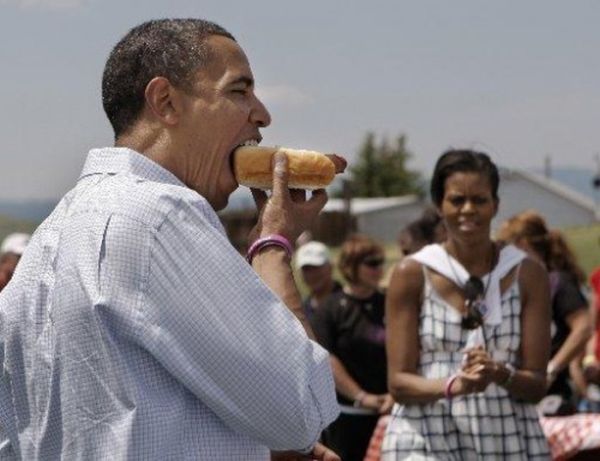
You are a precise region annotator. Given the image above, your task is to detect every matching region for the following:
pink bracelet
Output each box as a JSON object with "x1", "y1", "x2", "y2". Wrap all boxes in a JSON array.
[
  {"x1": 246, "y1": 234, "x2": 293, "y2": 264},
  {"x1": 444, "y1": 373, "x2": 459, "y2": 400}
]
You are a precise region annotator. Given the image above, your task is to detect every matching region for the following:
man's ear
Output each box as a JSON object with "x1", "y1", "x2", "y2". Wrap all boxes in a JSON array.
[{"x1": 144, "y1": 77, "x2": 182, "y2": 126}]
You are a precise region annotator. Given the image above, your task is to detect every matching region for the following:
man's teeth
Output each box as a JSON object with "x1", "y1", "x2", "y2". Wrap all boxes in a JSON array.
[{"x1": 239, "y1": 140, "x2": 259, "y2": 147}]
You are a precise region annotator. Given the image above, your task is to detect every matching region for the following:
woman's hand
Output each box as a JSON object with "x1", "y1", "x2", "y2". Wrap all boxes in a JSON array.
[
  {"x1": 379, "y1": 394, "x2": 395, "y2": 414},
  {"x1": 452, "y1": 346, "x2": 502, "y2": 395},
  {"x1": 360, "y1": 393, "x2": 394, "y2": 414}
]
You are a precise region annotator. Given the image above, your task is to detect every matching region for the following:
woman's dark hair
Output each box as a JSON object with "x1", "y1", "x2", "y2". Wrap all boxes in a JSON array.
[
  {"x1": 102, "y1": 18, "x2": 235, "y2": 139},
  {"x1": 397, "y1": 206, "x2": 444, "y2": 255},
  {"x1": 430, "y1": 149, "x2": 500, "y2": 206},
  {"x1": 338, "y1": 234, "x2": 384, "y2": 285}
]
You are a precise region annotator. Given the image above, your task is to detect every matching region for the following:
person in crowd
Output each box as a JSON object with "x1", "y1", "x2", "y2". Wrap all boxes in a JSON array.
[
  {"x1": 582, "y1": 261, "x2": 600, "y2": 386},
  {"x1": 0, "y1": 19, "x2": 340, "y2": 460},
  {"x1": 381, "y1": 208, "x2": 446, "y2": 291},
  {"x1": 397, "y1": 207, "x2": 445, "y2": 258},
  {"x1": 498, "y1": 211, "x2": 591, "y2": 415},
  {"x1": 295, "y1": 241, "x2": 342, "y2": 321},
  {"x1": 574, "y1": 261, "x2": 600, "y2": 412},
  {"x1": 383, "y1": 149, "x2": 551, "y2": 459},
  {"x1": 0, "y1": 233, "x2": 30, "y2": 292},
  {"x1": 313, "y1": 234, "x2": 393, "y2": 461}
]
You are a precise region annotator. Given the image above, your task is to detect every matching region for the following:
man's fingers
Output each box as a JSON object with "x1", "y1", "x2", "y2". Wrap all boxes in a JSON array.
[
  {"x1": 310, "y1": 442, "x2": 341, "y2": 461},
  {"x1": 289, "y1": 188, "x2": 306, "y2": 202},
  {"x1": 271, "y1": 152, "x2": 290, "y2": 201},
  {"x1": 305, "y1": 189, "x2": 328, "y2": 212},
  {"x1": 251, "y1": 188, "x2": 268, "y2": 212}
]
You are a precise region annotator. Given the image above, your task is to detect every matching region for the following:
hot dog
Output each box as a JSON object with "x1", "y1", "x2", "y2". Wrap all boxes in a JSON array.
[{"x1": 233, "y1": 146, "x2": 347, "y2": 190}]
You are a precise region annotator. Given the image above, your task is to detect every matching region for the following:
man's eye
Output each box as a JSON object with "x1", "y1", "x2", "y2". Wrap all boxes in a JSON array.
[
  {"x1": 473, "y1": 196, "x2": 489, "y2": 205},
  {"x1": 449, "y1": 197, "x2": 465, "y2": 206},
  {"x1": 232, "y1": 88, "x2": 248, "y2": 95}
]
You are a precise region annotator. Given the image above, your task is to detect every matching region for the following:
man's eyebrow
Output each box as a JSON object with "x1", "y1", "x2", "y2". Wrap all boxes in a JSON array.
[{"x1": 229, "y1": 76, "x2": 254, "y2": 87}]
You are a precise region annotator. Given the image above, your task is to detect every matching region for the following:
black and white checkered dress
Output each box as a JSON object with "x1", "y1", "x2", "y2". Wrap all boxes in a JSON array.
[{"x1": 382, "y1": 268, "x2": 550, "y2": 460}]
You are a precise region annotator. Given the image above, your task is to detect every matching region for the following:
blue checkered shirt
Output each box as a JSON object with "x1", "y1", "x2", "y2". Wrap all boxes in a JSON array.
[{"x1": 0, "y1": 147, "x2": 339, "y2": 460}]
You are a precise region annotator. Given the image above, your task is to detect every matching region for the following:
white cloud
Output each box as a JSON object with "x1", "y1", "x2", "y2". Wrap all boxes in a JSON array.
[
  {"x1": 256, "y1": 84, "x2": 314, "y2": 107},
  {"x1": 1, "y1": 0, "x2": 82, "y2": 9}
]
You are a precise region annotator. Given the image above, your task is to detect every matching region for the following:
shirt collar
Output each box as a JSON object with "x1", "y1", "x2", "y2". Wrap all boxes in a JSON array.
[{"x1": 80, "y1": 147, "x2": 186, "y2": 188}]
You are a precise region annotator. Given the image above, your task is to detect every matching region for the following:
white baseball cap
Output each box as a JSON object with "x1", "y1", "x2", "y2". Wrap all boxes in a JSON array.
[
  {"x1": 1, "y1": 233, "x2": 31, "y2": 256},
  {"x1": 295, "y1": 241, "x2": 331, "y2": 269}
]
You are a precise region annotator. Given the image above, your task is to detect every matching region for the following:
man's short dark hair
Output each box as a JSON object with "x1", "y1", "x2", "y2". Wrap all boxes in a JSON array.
[
  {"x1": 102, "y1": 18, "x2": 235, "y2": 139},
  {"x1": 430, "y1": 149, "x2": 499, "y2": 206}
]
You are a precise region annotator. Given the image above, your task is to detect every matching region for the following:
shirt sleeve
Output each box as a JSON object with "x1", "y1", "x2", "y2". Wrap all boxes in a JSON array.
[{"x1": 107, "y1": 201, "x2": 339, "y2": 452}]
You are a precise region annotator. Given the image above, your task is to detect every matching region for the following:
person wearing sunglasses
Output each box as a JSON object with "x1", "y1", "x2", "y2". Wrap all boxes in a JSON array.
[
  {"x1": 382, "y1": 150, "x2": 551, "y2": 460},
  {"x1": 312, "y1": 234, "x2": 393, "y2": 460}
]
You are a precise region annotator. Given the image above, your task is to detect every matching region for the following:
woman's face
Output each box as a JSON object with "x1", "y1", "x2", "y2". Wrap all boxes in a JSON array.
[
  {"x1": 354, "y1": 252, "x2": 385, "y2": 289},
  {"x1": 439, "y1": 171, "x2": 498, "y2": 243}
]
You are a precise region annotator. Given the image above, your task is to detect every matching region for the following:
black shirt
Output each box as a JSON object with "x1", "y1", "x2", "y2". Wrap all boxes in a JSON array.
[
  {"x1": 312, "y1": 290, "x2": 387, "y2": 405},
  {"x1": 301, "y1": 280, "x2": 343, "y2": 322}
]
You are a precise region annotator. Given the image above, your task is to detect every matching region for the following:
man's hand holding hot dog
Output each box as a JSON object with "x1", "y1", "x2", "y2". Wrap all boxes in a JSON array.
[{"x1": 249, "y1": 152, "x2": 336, "y2": 334}]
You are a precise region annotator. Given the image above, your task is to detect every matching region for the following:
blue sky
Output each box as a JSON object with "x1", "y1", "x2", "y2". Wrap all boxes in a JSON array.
[{"x1": 1, "y1": 0, "x2": 600, "y2": 199}]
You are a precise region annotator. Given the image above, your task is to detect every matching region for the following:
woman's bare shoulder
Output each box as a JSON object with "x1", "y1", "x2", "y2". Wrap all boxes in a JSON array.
[{"x1": 388, "y1": 257, "x2": 425, "y2": 296}]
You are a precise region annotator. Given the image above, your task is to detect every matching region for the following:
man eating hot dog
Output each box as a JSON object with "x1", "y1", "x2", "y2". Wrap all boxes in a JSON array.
[{"x1": 0, "y1": 18, "x2": 342, "y2": 461}]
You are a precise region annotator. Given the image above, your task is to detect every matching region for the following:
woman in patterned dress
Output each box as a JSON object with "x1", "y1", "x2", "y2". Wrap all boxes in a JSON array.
[{"x1": 382, "y1": 149, "x2": 552, "y2": 460}]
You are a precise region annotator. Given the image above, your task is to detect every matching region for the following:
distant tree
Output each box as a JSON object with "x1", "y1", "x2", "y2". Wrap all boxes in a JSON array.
[{"x1": 343, "y1": 132, "x2": 423, "y2": 198}]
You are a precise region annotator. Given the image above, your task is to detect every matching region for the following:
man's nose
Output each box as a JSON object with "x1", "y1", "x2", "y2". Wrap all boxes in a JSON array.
[{"x1": 250, "y1": 94, "x2": 271, "y2": 128}]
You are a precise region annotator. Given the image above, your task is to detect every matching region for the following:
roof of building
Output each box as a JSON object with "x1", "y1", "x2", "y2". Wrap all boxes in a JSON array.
[
  {"x1": 500, "y1": 168, "x2": 596, "y2": 213},
  {"x1": 322, "y1": 195, "x2": 420, "y2": 215}
]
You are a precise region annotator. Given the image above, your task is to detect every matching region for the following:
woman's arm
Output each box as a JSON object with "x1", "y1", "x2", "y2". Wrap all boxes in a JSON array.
[
  {"x1": 569, "y1": 351, "x2": 589, "y2": 398},
  {"x1": 386, "y1": 259, "x2": 450, "y2": 404},
  {"x1": 505, "y1": 258, "x2": 552, "y2": 402},
  {"x1": 583, "y1": 293, "x2": 600, "y2": 383},
  {"x1": 329, "y1": 354, "x2": 390, "y2": 412},
  {"x1": 548, "y1": 307, "x2": 591, "y2": 381},
  {"x1": 329, "y1": 354, "x2": 364, "y2": 402},
  {"x1": 586, "y1": 291, "x2": 598, "y2": 356}
]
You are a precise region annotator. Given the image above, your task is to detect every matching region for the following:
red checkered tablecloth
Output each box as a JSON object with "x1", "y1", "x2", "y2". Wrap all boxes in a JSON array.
[
  {"x1": 364, "y1": 415, "x2": 390, "y2": 461},
  {"x1": 363, "y1": 414, "x2": 600, "y2": 461},
  {"x1": 540, "y1": 414, "x2": 600, "y2": 460}
]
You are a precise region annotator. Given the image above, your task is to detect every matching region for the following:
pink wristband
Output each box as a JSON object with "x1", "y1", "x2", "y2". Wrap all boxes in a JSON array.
[
  {"x1": 444, "y1": 373, "x2": 459, "y2": 400},
  {"x1": 246, "y1": 234, "x2": 293, "y2": 263}
]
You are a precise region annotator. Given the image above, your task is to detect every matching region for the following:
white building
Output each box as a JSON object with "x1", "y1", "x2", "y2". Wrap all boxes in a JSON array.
[
  {"x1": 320, "y1": 195, "x2": 424, "y2": 244},
  {"x1": 495, "y1": 169, "x2": 597, "y2": 230},
  {"x1": 317, "y1": 169, "x2": 597, "y2": 243}
]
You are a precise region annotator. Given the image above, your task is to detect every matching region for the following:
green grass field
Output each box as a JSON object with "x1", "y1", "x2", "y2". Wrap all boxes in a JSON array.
[{"x1": 563, "y1": 223, "x2": 600, "y2": 276}]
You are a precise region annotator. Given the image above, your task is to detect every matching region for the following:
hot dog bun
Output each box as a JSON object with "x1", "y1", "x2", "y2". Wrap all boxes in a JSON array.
[{"x1": 234, "y1": 146, "x2": 345, "y2": 190}]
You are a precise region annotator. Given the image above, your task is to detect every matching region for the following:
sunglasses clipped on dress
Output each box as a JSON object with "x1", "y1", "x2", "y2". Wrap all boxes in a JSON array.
[{"x1": 461, "y1": 275, "x2": 487, "y2": 330}]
